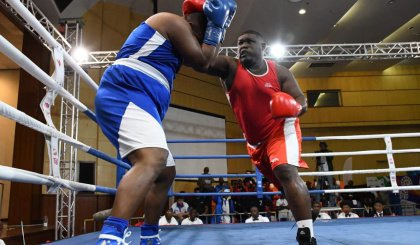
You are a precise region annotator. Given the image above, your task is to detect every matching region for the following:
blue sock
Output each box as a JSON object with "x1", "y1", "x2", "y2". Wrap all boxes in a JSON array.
[
  {"x1": 141, "y1": 222, "x2": 158, "y2": 236},
  {"x1": 104, "y1": 216, "x2": 129, "y2": 233}
]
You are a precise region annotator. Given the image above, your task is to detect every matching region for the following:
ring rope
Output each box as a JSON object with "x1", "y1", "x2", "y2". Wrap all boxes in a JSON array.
[
  {"x1": 170, "y1": 186, "x2": 420, "y2": 197},
  {"x1": 0, "y1": 165, "x2": 116, "y2": 194},
  {"x1": 0, "y1": 100, "x2": 131, "y2": 170},
  {"x1": 173, "y1": 148, "x2": 420, "y2": 159},
  {"x1": 167, "y1": 132, "x2": 420, "y2": 144},
  {"x1": 0, "y1": 35, "x2": 97, "y2": 123},
  {"x1": 175, "y1": 167, "x2": 420, "y2": 179}
]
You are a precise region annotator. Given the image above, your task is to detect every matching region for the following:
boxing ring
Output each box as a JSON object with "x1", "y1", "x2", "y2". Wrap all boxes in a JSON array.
[{"x1": 0, "y1": 0, "x2": 420, "y2": 244}]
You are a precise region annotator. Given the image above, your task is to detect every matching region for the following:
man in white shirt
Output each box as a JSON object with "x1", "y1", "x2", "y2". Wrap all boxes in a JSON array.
[
  {"x1": 276, "y1": 195, "x2": 292, "y2": 221},
  {"x1": 245, "y1": 206, "x2": 270, "y2": 223},
  {"x1": 181, "y1": 209, "x2": 204, "y2": 225},
  {"x1": 170, "y1": 197, "x2": 190, "y2": 224},
  {"x1": 312, "y1": 202, "x2": 331, "y2": 220},
  {"x1": 337, "y1": 200, "x2": 359, "y2": 219},
  {"x1": 159, "y1": 209, "x2": 178, "y2": 226}
]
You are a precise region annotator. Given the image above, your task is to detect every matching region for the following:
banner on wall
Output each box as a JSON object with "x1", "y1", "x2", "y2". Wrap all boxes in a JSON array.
[{"x1": 397, "y1": 175, "x2": 420, "y2": 206}]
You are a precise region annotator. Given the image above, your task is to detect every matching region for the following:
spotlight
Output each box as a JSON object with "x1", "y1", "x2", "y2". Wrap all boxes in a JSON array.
[
  {"x1": 270, "y1": 44, "x2": 285, "y2": 58},
  {"x1": 299, "y1": 9, "x2": 306, "y2": 15},
  {"x1": 72, "y1": 46, "x2": 88, "y2": 63}
]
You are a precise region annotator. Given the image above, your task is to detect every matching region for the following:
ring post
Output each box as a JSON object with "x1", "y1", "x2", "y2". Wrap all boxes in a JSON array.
[{"x1": 255, "y1": 167, "x2": 263, "y2": 198}]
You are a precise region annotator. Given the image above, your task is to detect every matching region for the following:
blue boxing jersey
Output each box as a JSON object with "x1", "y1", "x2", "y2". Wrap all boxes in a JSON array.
[{"x1": 114, "y1": 22, "x2": 183, "y2": 93}]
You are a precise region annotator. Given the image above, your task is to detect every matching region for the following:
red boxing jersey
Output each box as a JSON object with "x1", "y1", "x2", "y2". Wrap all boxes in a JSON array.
[{"x1": 226, "y1": 60, "x2": 283, "y2": 145}]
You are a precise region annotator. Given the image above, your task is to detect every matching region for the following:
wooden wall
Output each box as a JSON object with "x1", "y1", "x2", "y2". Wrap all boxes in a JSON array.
[
  {"x1": 0, "y1": 0, "x2": 419, "y2": 231},
  {"x1": 0, "y1": 70, "x2": 19, "y2": 220}
]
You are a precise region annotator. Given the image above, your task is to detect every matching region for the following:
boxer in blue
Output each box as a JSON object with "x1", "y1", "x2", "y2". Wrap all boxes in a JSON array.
[{"x1": 95, "y1": 0, "x2": 236, "y2": 244}]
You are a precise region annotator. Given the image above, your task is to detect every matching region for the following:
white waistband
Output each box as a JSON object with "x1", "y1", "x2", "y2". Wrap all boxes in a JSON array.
[{"x1": 114, "y1": 58, "x2": 170, "y2": 92}]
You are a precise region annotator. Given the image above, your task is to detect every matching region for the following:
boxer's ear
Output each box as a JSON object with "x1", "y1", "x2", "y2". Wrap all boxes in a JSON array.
[{"x1": 261, "y1": 42, "x2": 267, "y2": 51}]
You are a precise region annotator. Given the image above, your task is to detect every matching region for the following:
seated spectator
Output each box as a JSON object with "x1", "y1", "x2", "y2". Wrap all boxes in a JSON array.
[
  {"x1": 171, "y1": 196, "x2": 190, "y2": 224},
  {"x1": 276, "y1": 195, "x2": 290, "y2": 221},
  {"x1": 245, "y1": 206, "x2": 270, "y2": 223},
  {"x1": 212, "y1": 189, "x2": 235, "y2": 224},
  {"x1": 189, "y1": 187, "x2": 209, "y2": 223},
  {"x1": 371, "y1": 199, "x2": 392, "y2": 217},
  {"x1": 159, "y1": 209, "x2": 178, "y2": 226},
  {"x1": 337, "y1": 200, "x2": 359, "y2": 219},
  {"x1": 312, "y1": 202, "x2": 331, "y2": 220},
  {"x1": 181, "y1": 209, "x2": 203, "y2": 225}
]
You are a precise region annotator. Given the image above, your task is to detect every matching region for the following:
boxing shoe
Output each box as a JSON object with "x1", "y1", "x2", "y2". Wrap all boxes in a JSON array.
[
  {"x1": 296, "y1": 227, "x2": 317, "y2": 245},
  {"x1": 140, "y1": 234, "x2": 161, "y2": 245},
  {"x1": 96, "y1": 219, "x2": 131, "y2": 245}
]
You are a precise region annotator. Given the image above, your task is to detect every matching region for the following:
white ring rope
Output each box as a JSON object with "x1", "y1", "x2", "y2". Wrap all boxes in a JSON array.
[
  {"x1": 0, "y1": 165, "x2": 115, "y2": 194},
  {"x1": 300, "y1": 166, "x2": 420, "y2": 176},
  {"x1": 5, "y1": 0, "x2": 98, "y2": 91},
  {"x1": 0, "y1": 100, "x2": 90, "y2": 151},
  {"x1": 0, "y1": 35, "x2": 89, "y2": 113},
  {"x1": 323, "y1": 186, "x2": 420, "y2": 194},
  {"x1": 315, "y1": 132, "x2": 420, "y2": 140},
  {"x1": 303, "y1": 149, "x2": 420, "y2": 158}
]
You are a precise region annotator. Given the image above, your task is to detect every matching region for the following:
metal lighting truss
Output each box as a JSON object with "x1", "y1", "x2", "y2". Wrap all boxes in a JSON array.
[
  {"x1": 0, "y1": 0, "x2": 72, "y2": 52},
  {"x1": 0, "y1": 0, "x2": 81, "y2": 240},
  {"x1": 56, "y1": 19, "x2": 83, "y2": 240},
  {"x1": 82, "y1": 42, "x2": 420, "y2": 68}
]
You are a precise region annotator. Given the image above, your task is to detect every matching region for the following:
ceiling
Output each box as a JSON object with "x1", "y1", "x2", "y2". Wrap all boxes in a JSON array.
[{"x1": 1, "y1": 0, "x2": 419, "y2": 77}]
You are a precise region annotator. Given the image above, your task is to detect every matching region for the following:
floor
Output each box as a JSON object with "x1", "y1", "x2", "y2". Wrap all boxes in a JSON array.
[{"x1": 44, "y1": 216, "x2": 420, "y2": 245}]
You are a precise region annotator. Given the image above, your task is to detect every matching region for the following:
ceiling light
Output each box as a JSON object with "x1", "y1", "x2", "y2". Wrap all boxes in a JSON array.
[
  {"x1": 270, "y1": 44, "x2": 286, "y2": 58},
  {"x1": 387, "y1": 0, "x2": 396, "y2": 4},
  {"x1": 299, "y1": 9, "x2": 306, "y2": 15},
  {"x1": 72, "y1": 46, "x2": 88, "y2": 63},
  {"x1": 288, "y1": 0, "x2": 302, "y2": 2}
]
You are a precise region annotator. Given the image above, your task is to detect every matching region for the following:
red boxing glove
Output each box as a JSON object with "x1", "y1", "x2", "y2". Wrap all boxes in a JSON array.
[
  {"x1": 270, "y1": 92, "x2": 302, "y2": 119},
  {"x1": 183, "y1": 0, "x2": 205, "y2": 16}
]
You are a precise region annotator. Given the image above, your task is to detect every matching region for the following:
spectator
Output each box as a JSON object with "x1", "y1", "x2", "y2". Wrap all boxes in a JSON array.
[
  {"x1": 212, "y1": 189, "x2": 235, "y2": 224},
  {"x1": 158, "y1": 209, "x2": 178, "y2": 226},
  {"x1": 0, "y1": 220, "x2": 5, "y2": 245},
  {"x1": 389, "y1": 192, "x2": 402, "y2": 216},
  {"x1": 342, "y1": 180, "x2": 355, "y2": 200},
  {"x1": 329, "y1": 177, "x2": 341, "y2": 207},
  {"x1": 312, "y1": 202, "x2": 331, "y2": 220},
  {"x1": 371, "y1": 199, "x2": 392, "y2": 217},
  {"x1": 214, "y1": 178, "x2": 229, "y2": 194},
  {"x1": 170, "y1": 197, "x2": 190, "y2": 224},
  {"x1": 276, "y1": 195, "x2": 290, "y2": 221},
  {"x1": 315, "y1": 141, "x2": 334, "y2": 203},
  {"x1": 189, "y1": 187, "x2": 209, "y2": 223},
  {"x1": 181, "y1": 209, "x2": 203, "y2": 225},
  {"x1": 232, "y1": 178, "x2": 248, "y2": 219},
  {"x1": 337, "y1": 200, "x2": 359, "y2": 219},
  {"x1": 245, "y1": 206, "x2": 270, "y2": 223},
  {"x1": 198, "y1": 167, "x2": 214, "y2": 191},
  {"x1": 243, "y1": 171, "x2": 256, "y2": 187}
]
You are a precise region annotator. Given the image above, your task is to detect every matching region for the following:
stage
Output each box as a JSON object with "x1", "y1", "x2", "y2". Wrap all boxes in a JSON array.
[{"x1": 44, "y1": 216, "x2": 420, "y2": 245}]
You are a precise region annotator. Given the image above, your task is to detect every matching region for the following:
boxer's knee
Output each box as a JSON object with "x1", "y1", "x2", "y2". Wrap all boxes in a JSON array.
[{"x1": 274, "y1": 164, "x2": 299, "y2": 183}]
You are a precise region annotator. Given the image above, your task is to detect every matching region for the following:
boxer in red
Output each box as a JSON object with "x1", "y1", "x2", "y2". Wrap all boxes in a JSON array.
[{"x1": 208, "y1": 30, "x2": 316, "y2": 245}]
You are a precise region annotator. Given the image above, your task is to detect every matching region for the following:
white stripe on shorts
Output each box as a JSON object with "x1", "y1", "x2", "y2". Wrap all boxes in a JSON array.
[
  {"x1": 284, "y1": 117, "x2": 300, "y2": 167},
  {"x1": 118, "y1": 102, "x2": 174, "y2": 167}
]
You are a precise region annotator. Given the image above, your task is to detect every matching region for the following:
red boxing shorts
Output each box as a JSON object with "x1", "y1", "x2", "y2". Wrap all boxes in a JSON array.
[{"x1": 247, "y1": 117, "x2": 308, "y2": 188}]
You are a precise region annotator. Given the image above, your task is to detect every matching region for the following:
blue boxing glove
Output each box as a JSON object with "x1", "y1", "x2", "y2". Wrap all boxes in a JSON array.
[
  {"x1": 203, "y1": 0, "x2": 230, "y2": 46},
  {"x1": 220, "y1": 0, "x2": 237, "y2": 43}
]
